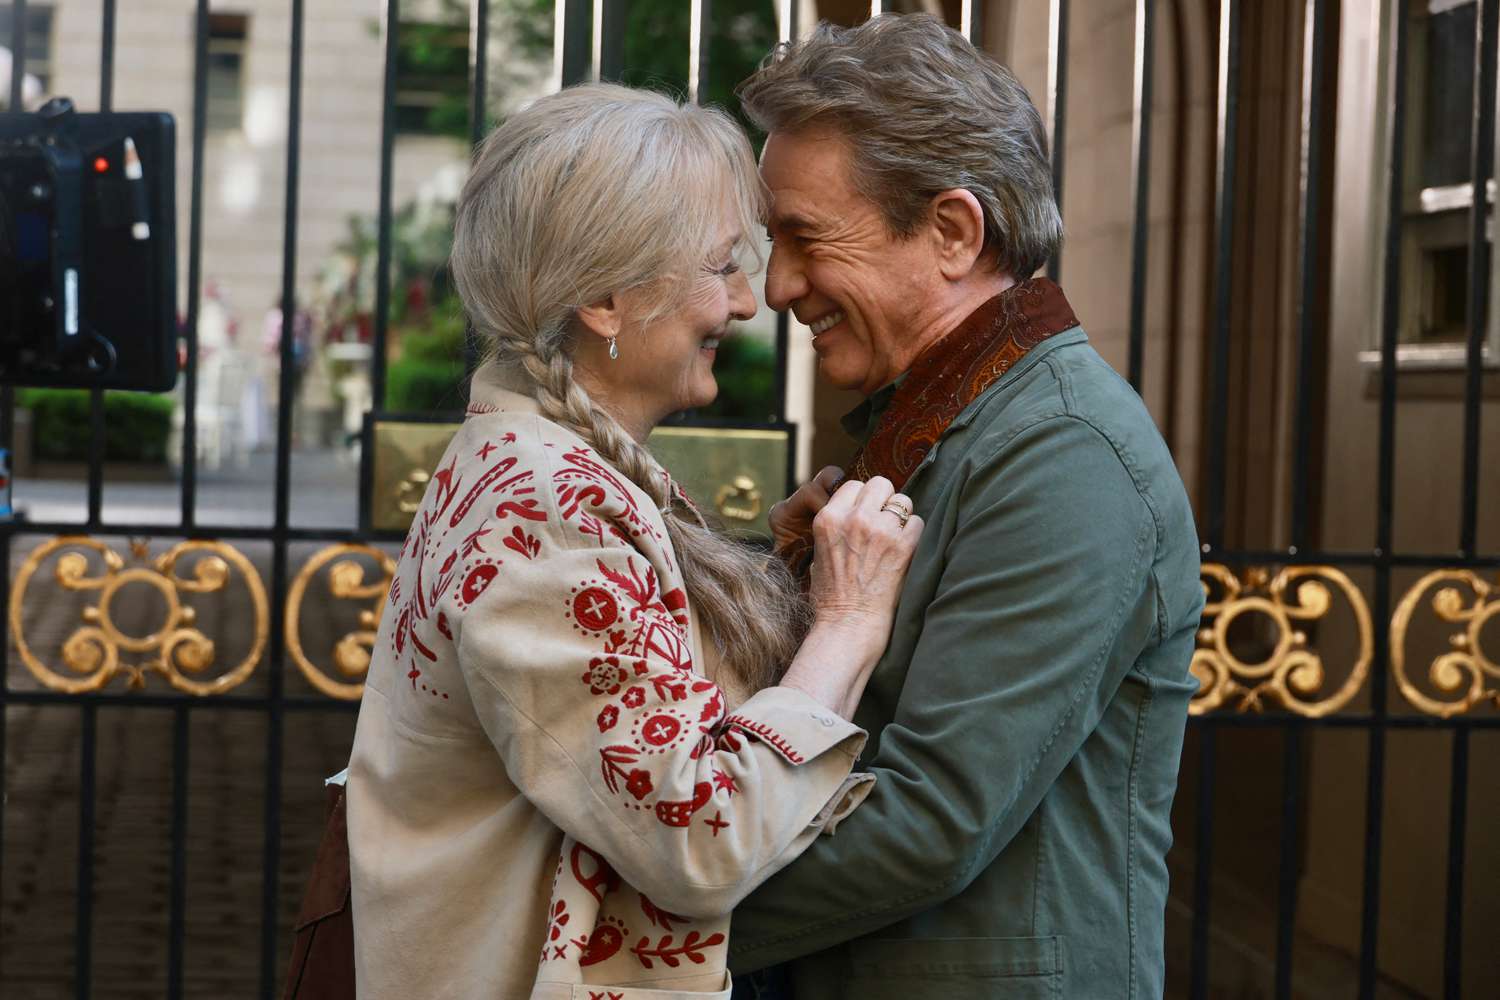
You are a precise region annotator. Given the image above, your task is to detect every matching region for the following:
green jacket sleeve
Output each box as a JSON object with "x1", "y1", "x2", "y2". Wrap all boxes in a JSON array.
[{"x1": 728, "y1": 414, "x2": 1161, "y2": 971}]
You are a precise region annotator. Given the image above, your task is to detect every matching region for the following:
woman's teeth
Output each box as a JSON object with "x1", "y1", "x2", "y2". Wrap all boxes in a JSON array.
[
  {"x1": 809, "y1": 310, "x2": 845, "y2": 335},
  {"x1": 701, "y1": 336, "x2": 721, "y2": 350}
]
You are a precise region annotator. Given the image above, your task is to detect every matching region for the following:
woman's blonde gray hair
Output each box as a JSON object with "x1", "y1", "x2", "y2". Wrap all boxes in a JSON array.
[
  {"x1": 451, "y1": 83, "x2": 807, "y2": 691},
  {"x1": 737, "y1": 13, "x2": 1062, "y2": 278}
]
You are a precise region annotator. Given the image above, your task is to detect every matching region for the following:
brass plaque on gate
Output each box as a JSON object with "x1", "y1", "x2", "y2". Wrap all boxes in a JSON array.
[
  {"x1": 647, "y1": 426, "x2": 790, "y2": 538},
  {"x1": 371, "y1": 419, "x2": 790, "y2": 538},
  {"x1": 371, "y1": 419, "x2": 461, "y2": 532}
]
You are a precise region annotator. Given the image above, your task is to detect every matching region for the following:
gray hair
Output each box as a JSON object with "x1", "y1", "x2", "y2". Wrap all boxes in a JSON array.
[
  {"x1": 737, "y1": 13, "x2": 1062, "y2": 278},
  {"x1": 451, "y1": 83, "x2": 808, "y2": 691}
]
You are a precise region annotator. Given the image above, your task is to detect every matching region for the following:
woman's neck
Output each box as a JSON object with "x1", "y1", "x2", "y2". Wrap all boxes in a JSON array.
[{"x1": 571, "y1": 362, "x2": 658, "y2": 444}]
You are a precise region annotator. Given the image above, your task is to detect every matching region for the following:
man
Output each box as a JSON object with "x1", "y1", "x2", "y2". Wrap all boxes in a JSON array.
[{"x1": 729, "y1": 15, "x2": 1203, "y2": 998}]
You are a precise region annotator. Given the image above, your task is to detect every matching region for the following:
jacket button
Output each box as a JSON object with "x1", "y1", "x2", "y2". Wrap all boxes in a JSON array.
[{"x1": 814, "y1": 714, "x2": 835, "y2": 727}]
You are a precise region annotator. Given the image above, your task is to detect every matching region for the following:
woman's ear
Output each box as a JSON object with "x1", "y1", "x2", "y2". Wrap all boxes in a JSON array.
[
  {"x1": 575, "y1": 293, "x2": 623, "y2": 344},
  {"x1": 929, "y1": 188, "x2": 987, "y2": 281}
]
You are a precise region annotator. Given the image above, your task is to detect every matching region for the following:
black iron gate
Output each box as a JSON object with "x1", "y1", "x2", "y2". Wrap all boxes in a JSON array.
[{"x1": 0, "y1": 1, "x2": 1495, "y2": 998}]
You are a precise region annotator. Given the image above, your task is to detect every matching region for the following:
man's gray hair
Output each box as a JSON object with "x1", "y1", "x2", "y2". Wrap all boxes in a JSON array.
[{"x1": 737, "y1": 13, "x2": 1061, "y2": 278}]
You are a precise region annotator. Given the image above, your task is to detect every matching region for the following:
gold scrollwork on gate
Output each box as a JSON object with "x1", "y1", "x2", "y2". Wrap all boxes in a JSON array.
[
  {"x1": 1390, "y1": 570, "x2": 1500, "y2": 717},
  {"x1": 285, "y1": 543, "x2": 396, "y2": 700},
  {"x1": 1190, "y1": 564, "x2": 1372, "y2": 717},
  {"x1": 9, "y1": 536, "x2": 269, "y2": 695}
]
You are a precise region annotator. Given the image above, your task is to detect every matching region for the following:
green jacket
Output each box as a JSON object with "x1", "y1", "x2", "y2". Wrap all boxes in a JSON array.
[{"x1": 729, "y1": 328, "x2": 1203, "y2": 999}]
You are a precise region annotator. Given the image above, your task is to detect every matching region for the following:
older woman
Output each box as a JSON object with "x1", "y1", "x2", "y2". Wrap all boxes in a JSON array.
[{"x1": 345, "y1": 84, "x2": 922, "y2": 999}]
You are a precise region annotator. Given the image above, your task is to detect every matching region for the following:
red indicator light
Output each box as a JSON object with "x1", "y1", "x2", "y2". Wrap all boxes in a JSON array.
[{"x1": 94, "y1": 157, "x2": 110, "y2": 173}]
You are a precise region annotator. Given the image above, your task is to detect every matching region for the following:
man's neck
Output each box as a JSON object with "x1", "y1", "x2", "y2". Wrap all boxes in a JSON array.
[{"x1": 882, "y1": 271, "x2": 1016, "y2": 390}]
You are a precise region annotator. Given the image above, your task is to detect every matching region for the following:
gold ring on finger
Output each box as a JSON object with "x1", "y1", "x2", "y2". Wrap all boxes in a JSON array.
[{"x1": 879, "y1": 501, "x2": 912, "y2": 527}]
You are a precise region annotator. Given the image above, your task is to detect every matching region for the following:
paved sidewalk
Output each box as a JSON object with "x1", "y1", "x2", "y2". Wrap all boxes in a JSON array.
[{"x1": 10, "y1": 446, "x2": 363, "y2": 530}]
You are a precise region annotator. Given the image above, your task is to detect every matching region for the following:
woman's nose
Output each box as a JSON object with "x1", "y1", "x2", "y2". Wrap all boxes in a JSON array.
[{"x1": 729, "y1": 270, "x2": 757, "y2": 322}]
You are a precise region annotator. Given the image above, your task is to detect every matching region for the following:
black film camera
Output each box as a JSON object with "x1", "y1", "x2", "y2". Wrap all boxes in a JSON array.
[{"x1": 0, "y1": 98, "x2": 177, "y2": 391}]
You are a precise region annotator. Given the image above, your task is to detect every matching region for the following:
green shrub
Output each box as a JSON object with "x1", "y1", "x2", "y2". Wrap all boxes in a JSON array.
[
  {"x1": 386, "y1": 357, "x2": 467, "y2": 413},
  {"x1": 385, "y1": 301, "x2": 468, "y2": 413},
  {"x1": 701, "y1": 332, "x2": 776, "y2": 421},
  {"x1": 17, "y1": 388, "x2": 174, "y2": 462}
]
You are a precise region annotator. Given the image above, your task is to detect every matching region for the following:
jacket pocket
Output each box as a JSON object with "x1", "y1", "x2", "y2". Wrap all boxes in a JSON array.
[{"x1": 844, "y1": 936, "x2": 1065, "y2": 999}]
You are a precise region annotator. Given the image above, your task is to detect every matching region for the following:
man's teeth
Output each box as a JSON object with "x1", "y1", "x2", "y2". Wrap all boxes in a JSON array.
[
  {"x1": 809, "y1": 311, "x2": 844, "y2": 335},
  {"x1": 701, "y1": 336, "x2": 721, "y2": 349}
]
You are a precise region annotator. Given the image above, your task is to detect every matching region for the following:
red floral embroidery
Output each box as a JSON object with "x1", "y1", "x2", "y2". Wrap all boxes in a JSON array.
[
  {"x1": 625, "y1": 769, "x2": 654, "y2": 800},
  {"x1": 723, "y1": 715, "x2": 805, "y2": 765},
  {"x1": 572, "y1": 587, "x2": 619, "y2": 631},
  {"x1": 630, "y1": 930, "x2": 725, "y2": 969},
  {"x1": 502, "y1": 525, "x2": 541, "y2": 559},
  {"x1": 596, "y1": 704, "x2": 619, "y2": 732},
  {"x1": 621, "y1": 686, "x2": 646, "y2": 709},
  {"x1": 583, "y1": 656, "x2": 629, "y2": 696}
]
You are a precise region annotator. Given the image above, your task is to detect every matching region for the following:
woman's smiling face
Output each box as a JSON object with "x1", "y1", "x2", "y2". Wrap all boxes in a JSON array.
[{"x1": 582, "y1": 199, "x2": 758, "y2": 437}]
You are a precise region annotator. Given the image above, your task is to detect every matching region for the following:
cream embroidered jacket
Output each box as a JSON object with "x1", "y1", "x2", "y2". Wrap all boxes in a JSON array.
[{"x1": 347, "y1": 364, "x2": 871, "y2": 1000}]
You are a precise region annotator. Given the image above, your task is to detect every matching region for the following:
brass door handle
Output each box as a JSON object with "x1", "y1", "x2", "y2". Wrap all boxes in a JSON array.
[
  {"x1": 715, "y1": 475, "x2": 762, "y2": 522},
  {"x1": 396, "y1": 469, "x2": 431, "y2": 514}
]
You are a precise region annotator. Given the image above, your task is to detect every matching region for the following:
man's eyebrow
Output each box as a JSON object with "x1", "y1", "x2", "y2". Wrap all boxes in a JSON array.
[{"x1": 767, "y1": 212, "x2": 818, "y2": 235}]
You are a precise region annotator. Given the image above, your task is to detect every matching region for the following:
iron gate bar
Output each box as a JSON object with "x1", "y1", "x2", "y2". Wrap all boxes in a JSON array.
[
  {"x1": 1461, "y1": 0, "x2": 1497, "y2": 558},
  {"x1": 1187, "y1": 719, "x2": 1217, "y2": 1000},
  {"x1": 1443, "y1": 723, "x2": 1471, "y2": 998},
  {"x1": 257, "y1": 1, "x2": 308, "y2": 995},
  {"x1": 370, "y1": 1, "x2": 400, "y2": 422},
  {"x1": 771, "y1": 0, "x2": 799, "y2": 423},
  {"x1": 181, "y1": 1, "x2": 211, "y2": 529},
  {"x1": 1273, "y1": 722, "x2": 1303, "y2": 1000},
  {"x1": 1291, "y1": 0, "x2": 1331, "y2": 554},
  {"x1": 1361, "y1": 1, "x2": 1410, "y2": 994},
  {"x1": 76, "y1": 701, "x2": 97, "y2": 999},
  {"x1": 13, "y1": 520, "x2": 388, "y2": 542},
  {"x1": 1045, "y1": 0, "x2": 1067, "y2": 283},
  {"x1": 4, "y1": 689, "x2": 366, "y2": 712},
  {"x1": 1203, "y1": 0, "x2": 1239, "y2": 558},
  {"x1": 471, "y1": 0, "x2": 491, "y2": 146},
  {"x1": 5, "y1": 682, "x2": 1497, "y2": 726},
  {"x1": 961, "y1": 0, "x2": 984, "y2": 47},
  {"x1": 1126, "y1": 0, "x2": 1155, "y2": 394},
  {"x1": 464, "y1": 0, "x2": 491, "y2": 377},
  {"x1": 89, "y1": 0, "x2": 111, "y2": 530},
  {"x1": 168, "y1": 706, "x2": 189, "y2": 999},
  {"x1": 690, "y1": 0, "x2": 710, "y2": 104},
  {"x1": 594, "y1": 0, "x2": 626, "y2": 82},
  {"x1": 0, "y1": 3, "x2": 22, "y2": 979},
  {"x1": 1192, "y1": 0, "x2": 1240, "y2": 994},
  {"x1": 560, "y1": 0, "x2": 592, "y2": 88}
]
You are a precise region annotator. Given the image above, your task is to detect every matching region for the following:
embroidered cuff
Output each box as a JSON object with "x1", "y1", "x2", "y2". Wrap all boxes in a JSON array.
[{"x1": 722, "y1": 685, "x2": 867, "y2": 768}]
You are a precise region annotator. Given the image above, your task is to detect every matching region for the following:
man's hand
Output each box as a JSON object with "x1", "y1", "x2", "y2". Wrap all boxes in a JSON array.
[{"x1": 769, "y1": 465, "x2": 844, "y2": 557}]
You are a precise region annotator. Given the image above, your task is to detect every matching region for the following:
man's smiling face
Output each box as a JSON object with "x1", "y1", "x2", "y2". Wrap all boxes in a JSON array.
[{"x1": 760, "y1": 128, "x2": 945, "y2": 395}]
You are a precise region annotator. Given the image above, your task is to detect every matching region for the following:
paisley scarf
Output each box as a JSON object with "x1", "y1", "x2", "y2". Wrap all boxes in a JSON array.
[{"x1": 845, "y1": 277, "x2": 1079, "y2": 491}]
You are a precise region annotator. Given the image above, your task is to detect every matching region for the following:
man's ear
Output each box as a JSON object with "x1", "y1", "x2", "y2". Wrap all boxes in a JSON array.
[
  {"x1": 929, "y1": 188, "x2": 987, "y2": 281},
  {"x1": 575, "y1": 293, "x2": 623, "y2": 344}
]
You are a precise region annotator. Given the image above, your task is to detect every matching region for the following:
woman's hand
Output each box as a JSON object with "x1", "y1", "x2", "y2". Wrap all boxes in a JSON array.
[
  {"x1": 778, "y1": 477, "x2": 923, "y2": 718},
  {"x1": 769, "y1": 466, "x2": 844, "y2": 556},
  {"x1": 808, "y1": 476, "x2": 922, "y2": 627}
]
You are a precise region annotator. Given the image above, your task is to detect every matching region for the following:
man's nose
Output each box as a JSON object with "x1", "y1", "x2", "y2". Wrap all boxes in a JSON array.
[{"x1": 763, "y1": 243, "x2": 807, "y2": 313}]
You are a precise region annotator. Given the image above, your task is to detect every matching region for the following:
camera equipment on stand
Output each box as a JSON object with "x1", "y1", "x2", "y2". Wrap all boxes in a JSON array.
[{"x1": 0, "y1": 98, "x2": 177, "y2": 391}]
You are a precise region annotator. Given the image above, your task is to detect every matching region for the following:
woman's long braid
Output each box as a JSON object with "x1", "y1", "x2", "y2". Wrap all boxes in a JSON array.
[{"x1": 494, "y1": 325, "x2": 809, "y2": 693}]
